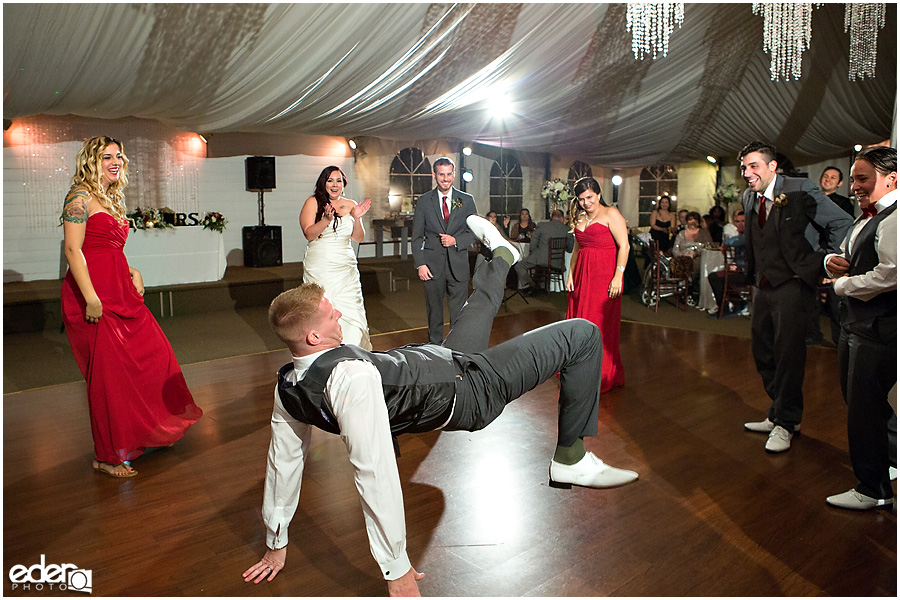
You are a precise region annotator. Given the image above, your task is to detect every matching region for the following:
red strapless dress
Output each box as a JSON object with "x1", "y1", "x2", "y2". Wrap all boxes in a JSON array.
[
  {"x1": 566, "y1": 223, "x2": 625, "y2": 393},
  {"x1": 61, "y1": 212, "x2": 202, "y2": 464}
]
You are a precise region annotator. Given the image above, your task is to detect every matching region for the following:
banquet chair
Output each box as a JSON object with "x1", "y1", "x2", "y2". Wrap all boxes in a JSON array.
[
  {"x1": 717, "y1": 244, "x2": 752, "y2": 318},
  {"x1": 529, "y1": 236, "x2": 569, "y2": 293},
  {"x1": 648, "y1": 240, "x2": 689, "y2": 312}
]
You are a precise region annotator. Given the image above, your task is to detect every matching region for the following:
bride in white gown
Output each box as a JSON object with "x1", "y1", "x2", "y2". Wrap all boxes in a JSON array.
[{"x1": 300, "y1": 166, "x2": 372, "y2": 349}]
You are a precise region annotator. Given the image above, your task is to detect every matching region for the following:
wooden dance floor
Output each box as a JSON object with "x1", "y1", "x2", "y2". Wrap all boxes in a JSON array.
[{"x1": 3, "y1": 312, "x2": 896, "y2": 596}]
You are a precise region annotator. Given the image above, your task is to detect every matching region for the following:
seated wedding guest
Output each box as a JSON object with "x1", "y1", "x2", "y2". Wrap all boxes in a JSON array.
[
  {"x1": 509, "y1": 207, "x2": 536, "y2": 243},
  {"x1": 701, "y1": 207, "x2": 724, "y2": 244},
  {"x1": 648, "y1": 194, "x2": 677, "y2": 253},
  {"x1": 708, "y1": 210, "x2": 748, "y2": 315},
  {"x1": 676, "y1": 209, "x2": 689, "y2": 233},
  {"x1": 61, "y1": 136, "x2": 202, "y2": 478},
  {"x1": 673, "y1": 211, "x2": 712, "y2": 279},
  {"x1": 485, "y1": 210, "x2": 510, "y2": 234},
  {"x1": 514, "y1": 209, "x2": 574, "y2": 295},
  {"x1": 242, "y1": 215, "x2": 638, "y2": 596},
  {"x1": 722, "y1": 208, "x2": 744, "y2": 239},
  {"x1": 824, "y1": 146, "x2": 897, "y2": 511}
]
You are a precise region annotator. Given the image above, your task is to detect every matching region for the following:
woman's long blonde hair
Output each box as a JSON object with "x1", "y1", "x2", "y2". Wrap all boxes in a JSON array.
[{"x1": 67, "y1": 136, "x2": 130, "y2": 222}]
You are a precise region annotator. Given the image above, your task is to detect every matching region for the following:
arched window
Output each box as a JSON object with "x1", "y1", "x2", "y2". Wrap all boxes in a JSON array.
[
  {"x1": 389, "y1": 148, "x2": 432, "y2": 213},
  {"x1": 489, "y1": 152, "x2": 523, "y2": 218},
  {"x1": 639, "y1": 165, "x2": 678, "y2": 227},
  {"x1": 567, "y1": 160, "x2": 593, "y2": 188}
]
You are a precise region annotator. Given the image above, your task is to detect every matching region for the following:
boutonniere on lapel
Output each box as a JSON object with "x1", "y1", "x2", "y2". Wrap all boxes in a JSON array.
[
  {"x1": 773, "y1": 193, "x2": 788, "y2": 208},
  {"x1": 451, "y1": 197, "x2": 463, "y2": 211}
]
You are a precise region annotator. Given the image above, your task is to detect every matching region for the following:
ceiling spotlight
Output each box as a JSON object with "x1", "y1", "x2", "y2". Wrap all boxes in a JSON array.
[
  {"x1": 348, "y1": 139, "x2": 358, "y2": 150},
  {"x1": 462, "y1": 146, "x2": 472, "y2": 156},
  {"x1": 461, "y1": 168, "x2": 474, "y2": 183},
  {"x1": 706, "y1": 155, "x2": 716, "y2": 163},
  {"x1": 854, "y1": 144, "x2": 862, "y2": 151},
  {"x1": 488, "y1": 93, "x2": 513, "y2": 120},
  {"x1": 611, "y1": 175, "x2": 623, "y2": 186}
]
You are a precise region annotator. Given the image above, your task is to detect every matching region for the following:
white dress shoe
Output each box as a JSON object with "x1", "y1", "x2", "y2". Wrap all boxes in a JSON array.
[
  {"x1": 549, "y1": 451, "x2": 638, "y2": 489},
  {"x1": 826, "y1": 489, "x2": 894, "y2": 511},
  {"x1": 466, "y1": 215, "x2": 520, "y2": 264},
  {"x1": 765, "y1": 425, "x2": 792, "y2": 453},
  {"x1": 744, "y1": 417, "x2": 800, "y2": 434}
]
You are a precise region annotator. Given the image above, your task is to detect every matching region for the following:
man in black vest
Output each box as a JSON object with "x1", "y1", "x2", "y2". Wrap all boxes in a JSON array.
[
  {"x1": 823, "y1": 146, "x2": 897, "y2": 510},
  {"x1": 243, "y1": 214, "x2": 638, "y2": 595},
  {"x1": 739, "y1": 141, "x2": 852, "y2": 453}
]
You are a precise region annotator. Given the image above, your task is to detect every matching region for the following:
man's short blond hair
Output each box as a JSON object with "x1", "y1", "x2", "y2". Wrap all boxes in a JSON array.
[{"x1": 268, "y1": 283, "x2": 325, "y2": 346}]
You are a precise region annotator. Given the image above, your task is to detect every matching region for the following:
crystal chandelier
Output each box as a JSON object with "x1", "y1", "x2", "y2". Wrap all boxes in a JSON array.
[
  {"x1": 845, "y1": 3, "x2": 886, "y2": 80},
  {"x1": 626, "y1": 3, "x2": 685, "y2": 60},
  {"x1": 752, "y1": 3, "x2": 820, "y2": 82}
]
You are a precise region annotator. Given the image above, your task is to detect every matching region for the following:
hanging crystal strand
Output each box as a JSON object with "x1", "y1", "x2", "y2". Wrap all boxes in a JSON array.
[
  {"x1": 752, "y1": 3, "x2": 819, "y2": 82},
  {"x1": 626, "y1": 3, "x2": 685, "y2": 60},
  {"x1": 845, "y1": 3, "x2": 885, "y2": 80}
]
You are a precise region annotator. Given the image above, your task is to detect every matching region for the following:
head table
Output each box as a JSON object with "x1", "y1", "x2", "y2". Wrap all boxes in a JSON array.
[{"x1": 124, "y1": 226, "x2": 227, "y2": 288}]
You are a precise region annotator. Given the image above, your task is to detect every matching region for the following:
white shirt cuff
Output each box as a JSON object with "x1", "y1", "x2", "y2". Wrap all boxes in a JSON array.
[{"x1": 380, "y1": 553, "x2": 412, "y2": 581}]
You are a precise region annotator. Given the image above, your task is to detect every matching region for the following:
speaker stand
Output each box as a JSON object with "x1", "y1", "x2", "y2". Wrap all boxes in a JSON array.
[{"x1": 258, "y1": 190, "x2": 266, "y2": 226}]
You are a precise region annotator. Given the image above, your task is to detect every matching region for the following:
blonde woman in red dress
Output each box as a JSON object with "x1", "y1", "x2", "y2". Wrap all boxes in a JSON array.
[
  {"x1": 565, "y1": 177, "x2": 628, "y2": 392},
  {"x1": 61, "y1": 136, "x2": 202, "y2": 478}
]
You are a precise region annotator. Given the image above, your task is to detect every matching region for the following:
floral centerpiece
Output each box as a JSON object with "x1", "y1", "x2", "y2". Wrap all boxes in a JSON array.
[
  {"x1": 127, "y1": 207, "x2": 174, "y2": 230},
  {"x1": 200, "y1": 211, "x2": 228, "y2": 233},
  {"x1": 714, "y1": 183, "x2": 740, "y2": 204},
  {"x1": 541, "y1": 179, "x2": 573, "y2": 213}
]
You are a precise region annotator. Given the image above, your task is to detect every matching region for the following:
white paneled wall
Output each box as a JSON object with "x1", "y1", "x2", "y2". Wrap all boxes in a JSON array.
[{"x1": 3, "y1": 143, "x2": 357, "y2": 282}]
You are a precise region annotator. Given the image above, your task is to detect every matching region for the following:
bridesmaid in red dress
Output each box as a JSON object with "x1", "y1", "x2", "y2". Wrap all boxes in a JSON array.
[
  {"x1": 565, "y1": 177, "x2": 629, "y2": 392},
  {"x1": 61, "y1": 136, "x2": 202, "y2": 478}
]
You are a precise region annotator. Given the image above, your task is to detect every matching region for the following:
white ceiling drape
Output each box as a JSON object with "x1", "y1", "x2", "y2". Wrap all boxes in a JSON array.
[{"x1": 4, "y1": 3, "x2": 895, "y2": 166}]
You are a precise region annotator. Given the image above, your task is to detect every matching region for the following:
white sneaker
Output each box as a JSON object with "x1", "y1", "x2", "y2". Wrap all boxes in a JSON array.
[
  {"x1": 765, "y1": 425, "x2": 792, "y2": 453},
  {"x1": 744, "y1": 417, "x2": 800, "y2": 434},
  {"x1": 826, "y1": 489, "x2": 894, "y2": 511},
  {"x1": 549, "y1": 451, "x2": 638, "y2": 489},
  {"x1": 466, "y1": 215, "x2": 520, "y2": 264}
]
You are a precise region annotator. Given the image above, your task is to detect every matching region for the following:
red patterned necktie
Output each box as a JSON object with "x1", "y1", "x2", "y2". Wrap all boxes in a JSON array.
[
  {"x1": 757, "y1": 194, "x2": 767, "y2": 228},
  {"x1": 442, "y1": 195, "x2": 450, "y2": 224},
  {"x1": 861, "y1": 204, "x2": 877, "y2": 218}
]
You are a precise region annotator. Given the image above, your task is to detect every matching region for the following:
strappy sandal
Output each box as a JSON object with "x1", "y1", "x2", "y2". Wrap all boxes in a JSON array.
[{"x1": 92, "y1": 460, "x2": 138, "y2": 478}]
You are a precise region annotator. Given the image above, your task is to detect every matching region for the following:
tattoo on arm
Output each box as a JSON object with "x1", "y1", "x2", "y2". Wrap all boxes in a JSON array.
[{"x1": 62, "y1": 190, "x2": 90, "y2": 224}]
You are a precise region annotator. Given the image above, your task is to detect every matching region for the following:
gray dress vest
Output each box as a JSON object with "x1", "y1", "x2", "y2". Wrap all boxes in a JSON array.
[{"x1": 277, "y1": 344, "x2": 460, "y2": 437}]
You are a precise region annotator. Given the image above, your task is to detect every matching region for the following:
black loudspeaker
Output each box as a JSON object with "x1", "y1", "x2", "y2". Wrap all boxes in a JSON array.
[
  {"x1": 242, "y1": 225, "x2": 282, "y2": 267},
  {"x1": 245, "y1": 156, "x2": 276, "y2": 191}
]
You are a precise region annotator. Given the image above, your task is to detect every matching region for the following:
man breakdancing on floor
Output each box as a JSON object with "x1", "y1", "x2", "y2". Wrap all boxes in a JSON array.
[{"x1": 242, "y1": 215, "x2": 638, "y2": 596}]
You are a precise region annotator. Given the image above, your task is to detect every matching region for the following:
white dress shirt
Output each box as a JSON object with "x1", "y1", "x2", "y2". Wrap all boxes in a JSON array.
[
  {"x1": 758, "y1": 177, "x2": 777, "y2": 220},
  {"x1": 824, "y1": 188, "x2": 897, "y2": 301},
  {"x1": 263, "y1": 350, "x2": 411, "y2": 581}
]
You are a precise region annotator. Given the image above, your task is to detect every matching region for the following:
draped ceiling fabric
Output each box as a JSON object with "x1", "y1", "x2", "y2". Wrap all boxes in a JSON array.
[{"x1": 3, "y1": 3, "x2": 895, "y2": 167}]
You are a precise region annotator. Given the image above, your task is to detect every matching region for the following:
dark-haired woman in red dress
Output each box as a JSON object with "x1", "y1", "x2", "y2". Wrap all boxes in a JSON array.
[
  {"x1": 565, "y1": 177, "x2": 628, "y2": 392},
  {"x1": 61, "y1": 136, "x2": 202, "y2": 478}
]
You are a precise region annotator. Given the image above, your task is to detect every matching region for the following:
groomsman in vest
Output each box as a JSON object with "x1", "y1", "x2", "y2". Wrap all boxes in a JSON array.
[
  {"x1": 823, "y1": 146, "x2": 897, "y2": 510},
  {"x1": 243, "y1": 215, "x2": 638, "y2": 596},
  {"x1": 739, "y1": 141, "x2": 852, "y2": 453},
  {"x1": 412, "y1": 157, "x2": 477, "y2": 343}
]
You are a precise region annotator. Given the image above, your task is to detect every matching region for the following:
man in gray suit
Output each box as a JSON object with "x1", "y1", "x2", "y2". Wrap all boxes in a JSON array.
[
  {"x1": 514, "y1": 209, "x2": 574, "y2": 294},
  {"x1": 739, "y1": 141, "x2": 852, "y2": 453},
  {"x1": 412, "y1": 157, "x2": 477, "y2": 343}
]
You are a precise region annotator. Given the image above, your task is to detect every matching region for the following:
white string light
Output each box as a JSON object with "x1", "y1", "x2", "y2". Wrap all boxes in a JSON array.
[
  {"x1": 752, "y1": 3, "x2": 820, "y2": 82},
  {"x1": 844, "y1": 3, "x2": 885, "y2": 80},
  {"x1": 626, "y1": 3, "x2": 685, "y2": 60}
]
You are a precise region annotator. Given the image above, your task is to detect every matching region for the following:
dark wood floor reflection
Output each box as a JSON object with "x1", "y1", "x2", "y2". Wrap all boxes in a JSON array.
[{"x1": 4, "y1": 312, "x2": 896, "y2": 596}]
